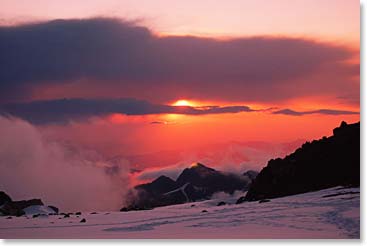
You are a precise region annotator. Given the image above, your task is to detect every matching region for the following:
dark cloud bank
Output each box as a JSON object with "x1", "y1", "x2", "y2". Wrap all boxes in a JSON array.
[
  {"x1": 0, "y1": 98, "x2": 254, "y2": 124},
  {"x1": 272, "y1": 109, "x2": 359, "y2": 116},
  {"x1": 0, "y1": 98, "x2": 359, "y2": 124},
  {"x1": 0, "y1": 18, "x2": 359, "y2": 103}
]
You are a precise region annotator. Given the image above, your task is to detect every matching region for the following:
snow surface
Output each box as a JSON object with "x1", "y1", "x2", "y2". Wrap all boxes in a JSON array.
[
  {"x1": 23, "y1": 206, "x2": 55, "y2": 216},
  {"x1": 0, "y1": 186, "x2": 359, "y2": 239}
]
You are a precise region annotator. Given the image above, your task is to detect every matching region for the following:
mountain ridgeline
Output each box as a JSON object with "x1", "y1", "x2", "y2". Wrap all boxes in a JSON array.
[
  {"x1": 122, "y1": 121, "x2": 359, "y2": 211},
  {"x1": 121, "y1": 163, "x2": 258, "y2": 211},
  {"x1": 244, "y1": 121, "x2": 360, "y2": 201}
]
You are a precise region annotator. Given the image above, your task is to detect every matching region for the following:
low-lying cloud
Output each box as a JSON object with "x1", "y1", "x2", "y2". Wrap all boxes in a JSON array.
[{"x1": 0, "y1": 115, "x2": 131, "y2": 211}]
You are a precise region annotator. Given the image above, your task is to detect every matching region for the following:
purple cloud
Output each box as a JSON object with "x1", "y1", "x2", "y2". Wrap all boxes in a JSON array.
[
  {"x1": 0, "y1": 18, "x2": 358, "y2": 104},
  {"x1": 273, "y1": 109, "x2": 359, "y2": 116}
]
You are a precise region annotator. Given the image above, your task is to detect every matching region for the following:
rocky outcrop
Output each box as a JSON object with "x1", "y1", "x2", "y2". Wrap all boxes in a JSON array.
[
  {"x1": 121, "y1": 163, "x2": 254, "y2": 211},
  {"x1": 217, "y1": 201, "x2": 226, "y2": 206},
  {"x1": 0, "y1": 191, "x2": 12, "y2": 206},
  {"x1": 0, "y1": 198, "x2": 44, "y2": 216},
  {"x1": 243, "y1": 170, "x2": 258, "y2": 182},
  {"x1": 0, "y1": 191, "x2": 45, "y2": 217},
  {"x1": 135, "y1": 175, "x2": 178, "y2": 195},
  {"x1": 245, "y1": 121, "x2": 360, "y2": 201},
  {"x1": 48, "y1": 205, "x2": 59, "y2": 214},
  {"x1": 176, "y1": 163, "x2": 249, "y2": 195}
]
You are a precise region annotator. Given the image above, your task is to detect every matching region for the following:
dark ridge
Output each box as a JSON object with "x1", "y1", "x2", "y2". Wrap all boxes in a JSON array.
[
  {"x1": 243, "y1": 170, "x2": 259, "y2": 181},
  {"x1": 0, "y1": 191, "x2": 12, "y2": 206},
  {"x1": 135, "y1": 175, "x2": 178, "y2": 195},
  {"x1": 121, "y1": 163, "x2": 255, "y2": 211},
  {"x1": 245, "y1": 121, "x2": 360, "y2": 201}
]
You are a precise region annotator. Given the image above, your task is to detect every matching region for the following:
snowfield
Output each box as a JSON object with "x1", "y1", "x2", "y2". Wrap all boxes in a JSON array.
[{"x1": 0, "y1": 186, "x2": 359, "y2": 239}]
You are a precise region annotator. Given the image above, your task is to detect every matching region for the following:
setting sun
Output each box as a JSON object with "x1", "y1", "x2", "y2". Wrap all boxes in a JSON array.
[{"x1": 172, "y1": 99, "x2": 194, "y2": 106}]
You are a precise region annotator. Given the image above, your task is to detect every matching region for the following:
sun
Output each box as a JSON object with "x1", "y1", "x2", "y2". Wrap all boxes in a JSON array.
[{"x1": 172, "y1": 99, "x2": 194, "y2": 107}]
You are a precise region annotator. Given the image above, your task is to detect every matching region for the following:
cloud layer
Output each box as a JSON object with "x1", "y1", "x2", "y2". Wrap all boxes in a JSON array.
[
  {"x1": 0, "y1": 98, "x2": 255, "y2": 124},
  {"x1": 0, "y1": 98, "x2": 359, "y2": 124},
  {"x1": 272, "y1": 109, "x2": 359, "y2": 116},
  {"x1": 0, "y1": 18, "x2": 359, "y2": 103},
  {"x1": 0, "y1": 115, "x2": 131, "y2": 211},
  {"x1": 1, "y1": 98, "x2": 358, "y2": 124}
]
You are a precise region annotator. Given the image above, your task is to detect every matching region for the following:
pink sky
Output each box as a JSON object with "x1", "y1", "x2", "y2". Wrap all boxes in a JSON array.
[
  {"x1": 0, "y1": 0, "x2": 359, "y2": 171},
  {"x1": 0, "y1": 0, "x2": 359, "y2": 44},
  {"x1": 0, "y1": 0, "x2": 360, "y2": 210},
  {"x1": 0, "y1": 1, "x2": 359, "y2": 159}
]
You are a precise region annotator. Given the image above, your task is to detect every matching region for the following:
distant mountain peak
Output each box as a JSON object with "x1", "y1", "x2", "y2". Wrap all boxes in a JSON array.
[
  {"x1": 149, "y1": 175, "x2": 177, "y2": 188},
  {"x1": 154, "y1": 175, "x2": 174, "y2": 183},
  {"x1": 189, "y1": 162, "x2": 201, "y2": 168},
  {"x1": 188, "y1": 162, "x2": 215, "y2": 171},
  {"x1": 124, "y1": 162, "x2": 254, "y2": 211}
]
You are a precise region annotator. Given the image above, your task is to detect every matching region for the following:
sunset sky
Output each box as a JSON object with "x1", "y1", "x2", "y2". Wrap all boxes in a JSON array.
[{"x1": 0, "y1": 1, "x2": 360, "y2": 205}]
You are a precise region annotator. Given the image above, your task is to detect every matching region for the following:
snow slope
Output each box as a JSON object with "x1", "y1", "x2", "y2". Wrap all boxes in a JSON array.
[
  {"x1": 23, "y1": 206, "x2": 55, "y2": 216},
  {"x1": 0, "y1": 186, "x2": 359, "y2": 239}
]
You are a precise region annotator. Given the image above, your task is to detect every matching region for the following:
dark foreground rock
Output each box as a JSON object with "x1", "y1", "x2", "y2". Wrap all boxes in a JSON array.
[
  {"x1": 322, "y1": 191, "x2": 360, "y2": 198},
  {"x1": 258, "y1": 199, "x2": 270, "y2": 203},
  {"x1": 48, "y1": 205, "x2": 59, "y2": 214},
  {"x1": 0, "y1": 197, "x2": 44, "y2": 217},
  {"x1": 245, "y1": 121, "x2": 360, "y2": 201},
  {"x1": 0, "y1": 192, "x2": 12, "y2": 206},
  {"x1": 120, "y1": 206, "x2": 152, "y2": 212},
  {"x1": 243, "y1": 170, "x2": 259, "y2": 182},
  {"x1": 236, "y1": 196, "x2": 246, "y2": 204}
]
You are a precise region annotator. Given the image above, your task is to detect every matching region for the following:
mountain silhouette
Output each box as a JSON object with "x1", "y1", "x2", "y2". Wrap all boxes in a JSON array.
[
  {"x1": 121, "y1": 163, "x2": 256, "y2": 211},
  {"x1": 135, "y1": 175, "x2": 178, "y2": 195},
  {"x1": 244, "y1": 121, "x2": 360, "y2": 201}
]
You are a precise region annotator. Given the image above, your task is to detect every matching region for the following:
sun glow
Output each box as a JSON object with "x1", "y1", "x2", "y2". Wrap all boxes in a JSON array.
[
  {"x1": 172, "y1": 100, "x2": 194, "y2": 107},
  {"x1": 190, "y1": 162, "x2": 200, "y2": 167}
]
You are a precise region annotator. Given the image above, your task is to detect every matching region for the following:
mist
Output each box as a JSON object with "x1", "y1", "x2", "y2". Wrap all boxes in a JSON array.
[{"x1": 0, "y1": 116, "x2": 130, "y2": 211}]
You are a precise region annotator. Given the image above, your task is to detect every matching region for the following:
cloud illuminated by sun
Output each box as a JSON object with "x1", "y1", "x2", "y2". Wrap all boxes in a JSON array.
[{"x1": 172, "y1": 99, "x2": 194, "y2": 106}]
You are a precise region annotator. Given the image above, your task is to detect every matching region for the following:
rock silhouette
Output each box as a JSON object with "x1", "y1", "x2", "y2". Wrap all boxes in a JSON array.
[
  {"x1": 235, "y1": 196, "x2": 246, "y2": 204},
  {"x1": 0, "y1": 194, "x2": 44, "y2": 217},
  {"x1": 0, "y1": 191, "x2": 12, "y2": 206},
  {"x1": 48, "y1": 206, "x2": 59, "y2": 214},
  {"x1": 245, "y1": 121, "x2": 360, "y2": 201},
  {"x1": 243, "y1": 170, "x2": 259, "y2": 182},
  {"x1": 122, "y1": 163, "x2": 256, "y2": 211}
]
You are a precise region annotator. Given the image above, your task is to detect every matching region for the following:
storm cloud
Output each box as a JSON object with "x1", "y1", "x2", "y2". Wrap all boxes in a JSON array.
[{"x1": 0, "y1": 18, "x2": 359, "y2": 103}]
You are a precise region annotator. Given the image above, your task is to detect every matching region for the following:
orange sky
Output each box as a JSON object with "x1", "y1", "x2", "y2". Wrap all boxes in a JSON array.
[{"x1": 0, "y1": 0, "x2": 360, "y2": 172}]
